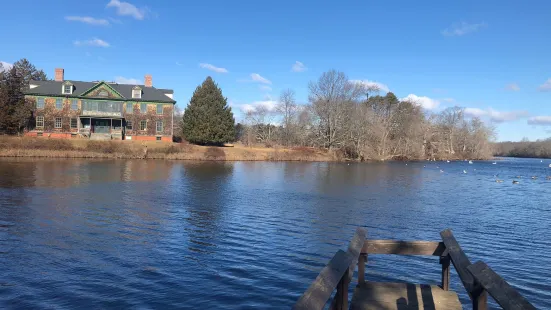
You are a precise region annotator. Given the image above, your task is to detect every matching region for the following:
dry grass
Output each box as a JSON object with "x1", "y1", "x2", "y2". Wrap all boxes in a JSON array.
[{"x1": 0, "y1": 136, "x2": 336, "y2": 162}]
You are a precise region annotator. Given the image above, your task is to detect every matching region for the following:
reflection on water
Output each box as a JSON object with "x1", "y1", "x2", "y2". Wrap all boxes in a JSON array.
[{"x1": 0, "y1": 158, "x2": 550, "y2": 309}]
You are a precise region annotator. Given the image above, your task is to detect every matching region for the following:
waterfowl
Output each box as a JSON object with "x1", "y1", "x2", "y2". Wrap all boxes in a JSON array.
[
  {"x1": 492, "y1": 162, "x2": 497, "y2": 165},
  {"x1": 446, "y1": 160, "x2": 450, "y2": 163},
  {"x1": 496, "y1": 180, "x2": 504, "y2": 183},
  {"x1": 440, "y1": 169, "x2": 444, "y2": 173},
  {"x1": 546, "y1": 176, "x2": 551, "y2": 180},
  {"x1": 531, "y1": 176, "x2": 538, "y2": 180},
  {"x1": 469, "y1": 160, "x2": 473, "y2": 164},
  {"x1": 463, "y1": 170, "x2": 467, "y2": 174},
  {"x1": 513, "y1": 180, "x2": 520, "y2": 184}
]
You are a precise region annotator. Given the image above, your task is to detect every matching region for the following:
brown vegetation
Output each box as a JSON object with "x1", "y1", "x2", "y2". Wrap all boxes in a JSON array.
[{"x1": 0, "y1": 136, "x2": 335, "y2": 162}]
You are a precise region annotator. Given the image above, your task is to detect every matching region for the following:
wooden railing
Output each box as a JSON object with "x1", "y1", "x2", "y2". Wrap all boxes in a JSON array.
[
  {"x1": 293, "y1": 228, "x2": 366, "y2": 310},
  {"x1": 293, "y1": 228, "x2": 536, "y2": 310},
  {"x1": 440, "y1": 229, "x2": 535, "y2": 310}
]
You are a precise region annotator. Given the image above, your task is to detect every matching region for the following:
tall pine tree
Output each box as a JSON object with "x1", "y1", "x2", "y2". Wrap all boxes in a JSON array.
[
  {"x1": 183, "y1": 77, "x2": 236, "y2": 145},
  {"x1": 0, "y1": 66, "x2": 34, "y2": 134}
]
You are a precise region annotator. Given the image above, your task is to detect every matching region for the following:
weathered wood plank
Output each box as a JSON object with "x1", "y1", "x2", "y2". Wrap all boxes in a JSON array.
[
  {"x1": 361, "y1": 240, "x2": 446, "y2": 256},
  {"x1": 332, "y1": 267, "x2": 350, "y2": 310},
  {"x1": 440, "y1": 254, "x2": 450, "y2": 291},
  {"x1": 350, "y1": 282, "x2": 462, "y2": 310},
  {"x1": 468, "y1": 261, "x2": 536, "y2": 310},
  {"x1": 358, "y1": 254, "x2": 366, "y2": 285},
  {"x1": 293, "y1": 250, "x2": 353, "y2": 310},
  {"x1": 347, "y1": 228, "x2": 367, "y2": 278},
  {"x1": 440, "y1": 229, "x2": 477, "y2": 293},
  {"x1": 440, "y1": 229, "x2": 487, "y2": 309}
]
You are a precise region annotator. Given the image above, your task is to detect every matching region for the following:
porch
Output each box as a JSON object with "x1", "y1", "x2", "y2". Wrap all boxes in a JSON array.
[{"x1": 79, "y1": 117, "x2": 124, "y2": 140}]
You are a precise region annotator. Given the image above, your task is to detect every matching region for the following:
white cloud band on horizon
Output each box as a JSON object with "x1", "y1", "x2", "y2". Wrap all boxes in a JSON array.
[
  {"x1": 199, "y1": 63, "x2": 228, "y2": 73},
  {"x1": 114, "y1": 76, "x2": 141, "y2": 84},
  {"x1": 527, "y1": 116, "x2": 551, "y2": 126},
  {"x1": 65, "y1": 16, "x2": 109, "y2": 26},
  {"x1": 73, "y1": 38, "x2": 110, "y2": 47},
  {"x1": 241, "y1": 100, "x2": 278, "y2": 114},
  {"x1": 401, "y1": 94, "x2": 440, "y2": 110},
  {"x1": 442, "y1": 21, "x2": 486, "y2": 36},
  {"x1": 350, "y1": 79, "x2": 390, "y2": 93},
  {"x1": 464, "y1": 107, "x2": 529, "y2": 123},
  {"x1": 292, "y1": 61, "x2": 307, "y2": 72},
  {"x1": 107, "y1": 0, "x2": 147, "y2": 20}
]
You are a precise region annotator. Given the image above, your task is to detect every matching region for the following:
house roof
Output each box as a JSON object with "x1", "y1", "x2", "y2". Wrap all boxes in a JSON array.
[{"x1": 25, "y1": 80, "x2": 176, "y2": 103}]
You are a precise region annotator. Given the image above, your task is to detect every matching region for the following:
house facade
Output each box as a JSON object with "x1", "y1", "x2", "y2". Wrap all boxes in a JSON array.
[{"x1": 24, "y1": 68, "x2": 176, "y2": 141}]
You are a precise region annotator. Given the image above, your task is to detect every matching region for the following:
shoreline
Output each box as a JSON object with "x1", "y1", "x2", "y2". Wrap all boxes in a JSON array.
[
  {"x1": 0, "y1": 136, "x2": 496, "y2": 162},
  {"x1": 0, "y1": 137, "x2": 337, "y2": 162}
]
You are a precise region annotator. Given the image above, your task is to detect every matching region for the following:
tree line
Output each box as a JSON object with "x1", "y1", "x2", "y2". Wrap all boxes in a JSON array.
[
  {"x1": 238, "y1": 70, "x2": 495, "y2": 160},
  {"x1": 494, "y1": 139, "x2": 551, "y2": 159}
]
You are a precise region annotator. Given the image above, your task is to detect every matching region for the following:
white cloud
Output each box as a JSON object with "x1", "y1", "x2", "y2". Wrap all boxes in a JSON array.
[
  {"x1": 74, "y1": 38, "x2": 110, "y2": 47},
  {"x1": 199, "y1": 63, "x2": 228, "y2": 73},
  {"x1": 441, "y1": 98, "x2": 455, "y2": 103},
  {"x1": 114, "y1": 76, "x2": 141, "y2": 84},
  {"x1": 241, "y1": 100, "x2": 278, "y2": 114},
  {"x1": 527, "y1": 116, "x2": 551, "y2": 126},
  {"x1": 0, "y1": 61, "x2": 13, "y2": 72},
  {"x1": 291, "y1": 61, "x2": 307, "y2": 72},
  {"x1": 65, "y1": 16, "x2": 109, "y2": 26},
  {"x1": 350, "y1": 80, "x2": 390, "y2": 92},
  {"x1": 250, "y1": 73, "x2": 271, "y2": 84},
  {"x1": 505, "y1": 83, "x2": 520, "y2": 91},
  {"x1": 401, "y1": 94, "x2": 440, "y2": 110},
  {"x1": 538, "y1": 78, "x2": 551, "y2": 92},
  {"x1": 464, "y1": 107, "x2": 529, "y2": 123},
  {"x1": 442, "y1": 22, "x2": 486, "y2": 36},
  {"x1": 106, "y1": 0, "x2": 147, "y2": 20},
  {"x1": 259, "y1": 85, "x2": 272, "y2": 92}
]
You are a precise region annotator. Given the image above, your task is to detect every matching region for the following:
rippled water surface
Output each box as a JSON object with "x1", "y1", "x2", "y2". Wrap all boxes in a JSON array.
[{"x1": 0, "y1": 158, "x2": 550, "y2": 309}]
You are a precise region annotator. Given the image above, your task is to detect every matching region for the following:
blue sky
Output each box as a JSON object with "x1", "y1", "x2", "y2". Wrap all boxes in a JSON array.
[{"x1": 1, "y1": 0, "x2": 551, "y2": 141}]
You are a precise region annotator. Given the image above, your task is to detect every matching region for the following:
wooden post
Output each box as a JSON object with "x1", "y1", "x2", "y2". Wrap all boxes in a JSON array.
[
  {"x1": 440, "y1": 254, "x2": 450, "y2": 291},
  {"x1": 333, "y1": 267, "x2": 350, "y2": 310},
  {"x1": 358, "y1": 254, "x2": 367, "y2": 285},
  {"x1": 472, "y1": 289, "x2": 488, "y2": 310}
]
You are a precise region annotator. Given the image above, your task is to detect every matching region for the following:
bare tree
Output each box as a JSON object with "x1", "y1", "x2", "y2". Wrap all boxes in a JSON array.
[
  {"x1": 277, "y1": 89, "x2": 298, "y2": 146},
  {"x1": 245, "y1": 105, "x2": 277, "y2": 144},
  {"x1": 308, "y1": 70, "x2": 363, "y2": 149}
]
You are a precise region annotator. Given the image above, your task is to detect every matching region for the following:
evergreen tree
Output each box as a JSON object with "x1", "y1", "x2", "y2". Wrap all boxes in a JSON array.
[
  {"x1": 0, "y1": 67, "x2": 34, "y2": 134},
  {"x1": 182, "y1": 77, "x2": 236, "y2": 145},
  {"x1": 12, "y1": 58, "x2": 48, "y2": 88}
]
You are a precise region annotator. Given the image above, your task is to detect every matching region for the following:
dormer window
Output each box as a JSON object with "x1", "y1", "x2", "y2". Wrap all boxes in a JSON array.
[
  {"x1": 132, "y1": 86, "x2": 142, "y2": 99},
  {"x1": 63, "y1": 82, "x2": 73, "y2": 95}
]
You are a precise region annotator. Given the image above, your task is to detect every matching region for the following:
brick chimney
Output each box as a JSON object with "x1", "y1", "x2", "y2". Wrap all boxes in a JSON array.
[
  {"x1": 55, "y1": 68, "x2": 64, "y2": 82},
  {"x1": 144, "y1": 74, "x2": 152, "y2": 87}
]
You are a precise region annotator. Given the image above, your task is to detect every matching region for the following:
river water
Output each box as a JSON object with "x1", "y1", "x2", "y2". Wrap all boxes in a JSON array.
[{"x1": 0, "y1": 158, "x2": 549, "y2": 309}]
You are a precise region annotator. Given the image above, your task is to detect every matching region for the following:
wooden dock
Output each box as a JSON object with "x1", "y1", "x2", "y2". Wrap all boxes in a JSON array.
[{"x1": 293, "y1": 228, "x2": 536, "y2": 310}]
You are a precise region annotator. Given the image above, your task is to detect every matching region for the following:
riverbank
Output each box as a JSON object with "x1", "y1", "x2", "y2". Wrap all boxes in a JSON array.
[{"x1": 0, "y1": 136, "x2": 335, "y2": 161}]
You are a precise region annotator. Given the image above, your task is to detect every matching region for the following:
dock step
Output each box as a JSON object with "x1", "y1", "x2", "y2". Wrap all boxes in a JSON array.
[{"x1": 350, "y1": 282, "x2": 462, "y2": 310}]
